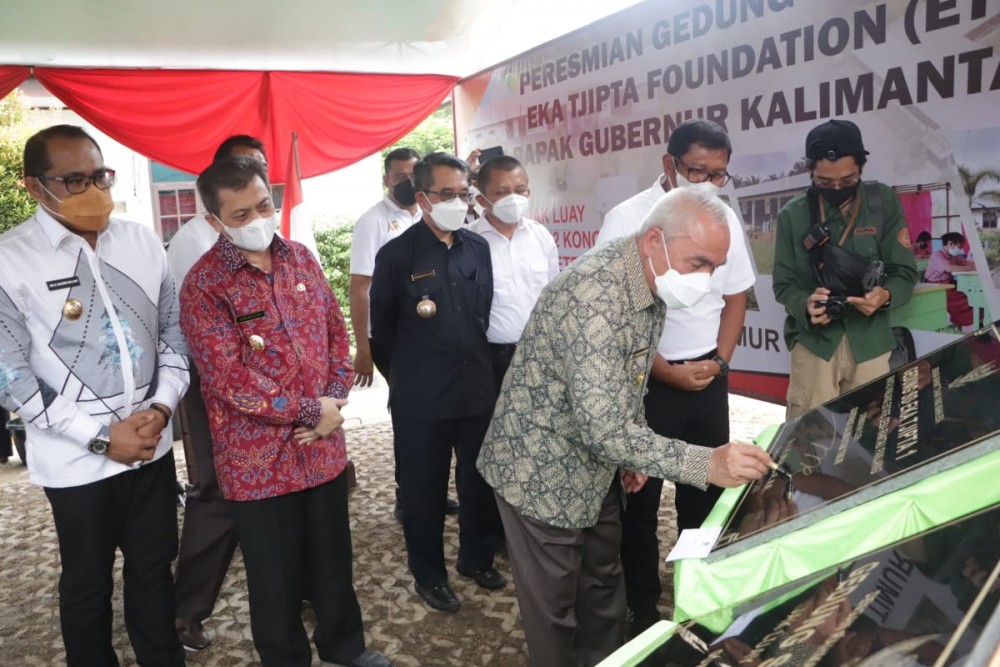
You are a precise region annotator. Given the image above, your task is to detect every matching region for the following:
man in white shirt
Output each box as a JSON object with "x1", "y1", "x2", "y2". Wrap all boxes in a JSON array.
[
  {"x1": 469, "y1": 155, "x2": 559, "y2": 395},
  {"x1": 0, "y1": 125, "x2": 190, "y2": 665},
  {"x1": 349, "y1": 147, "x2": 422, "y2": 387},
  {"x1": 595, "y1": 119, "x2": 756, "y2": 636},
  {"x1": 166, "y1": 134, "x2": 266, "y2": 651}
]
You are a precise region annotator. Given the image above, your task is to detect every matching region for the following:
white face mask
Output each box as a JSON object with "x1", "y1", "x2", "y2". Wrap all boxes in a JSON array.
[
  {"x1": 649, "y1": 237, "x2": 711, "y2": 309},
  {"x1": 223, "y1": 213, "x2": 277, "y2": 252},
  {"x1": 674, "y1": 170, "x2": 721, "y2": 197},
  {"x1": 427, "y1": 196, "x2": 469, "y2": 232},
  {"x1": 947, "y1": 246, "x2": 965, "y2": 257},
  {"x1": 468, "y1": 186, "x2": 485, "y2": 219},
  {"x1": 487, "y1": 193, "x2": 530, "y2": 225}
]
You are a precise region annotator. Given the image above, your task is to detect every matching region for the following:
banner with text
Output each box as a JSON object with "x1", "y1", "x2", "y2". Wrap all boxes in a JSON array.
[{"x1": 455, "y1": 0, "x2": 1000, "y2": 398}]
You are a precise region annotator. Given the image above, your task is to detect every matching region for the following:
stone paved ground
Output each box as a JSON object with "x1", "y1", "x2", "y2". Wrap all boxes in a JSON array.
[{"x1": 0, "y1": 393, "x2": 783, "y2": 666}]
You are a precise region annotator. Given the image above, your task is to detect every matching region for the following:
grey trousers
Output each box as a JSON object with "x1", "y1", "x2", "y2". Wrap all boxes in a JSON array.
[{"x1": 496, "y1": 481, "x2": 626, "y2": 667}]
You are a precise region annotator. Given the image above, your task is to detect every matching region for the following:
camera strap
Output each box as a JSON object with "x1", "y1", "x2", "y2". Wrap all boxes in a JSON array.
[
  {"x1": 805, "y1": 186, "x2": 869, "y2": 294},
  {"x1": 805, "y1": 181, "x2": 881, "y2": 249},
  {"x1": 818, "y1": 195, "x2": 862, "y2": 246}
]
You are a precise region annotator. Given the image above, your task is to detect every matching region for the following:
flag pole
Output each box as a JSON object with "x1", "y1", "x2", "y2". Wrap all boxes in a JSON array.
[{"x1": 291, "y1": 131, "x2": 300, "y2": 183}]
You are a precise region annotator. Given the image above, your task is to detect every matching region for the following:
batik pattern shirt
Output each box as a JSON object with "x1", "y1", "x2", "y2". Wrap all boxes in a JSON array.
[
  {"x1": 0, "y1": 211, "x2": 189, "y2": 488},
  {"x1": 477, "y1": 236, "x2": 712, "y2": 529},
  {"x1": 180, "y1": 234, "x2": 354, "y2": 501}
]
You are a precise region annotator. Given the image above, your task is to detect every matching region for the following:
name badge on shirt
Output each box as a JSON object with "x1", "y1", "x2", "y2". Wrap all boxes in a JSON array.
[
  {"x1": 410, "y1": 270, "x2": 436, "y2": 282},
  {"x1": 46, "y1": 276, "x2": 81, "y2": 291},
  {"x1": 236, "y1": 310, "x2": 266, "y2": 323},
  {"x1": 854, "y1": 226, "x2": 877, "y2": 237}
]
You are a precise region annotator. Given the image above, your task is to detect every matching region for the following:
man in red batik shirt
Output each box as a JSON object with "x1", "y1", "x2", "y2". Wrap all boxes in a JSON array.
[{"x1": 179, "y1": 157, "x2": 390, "y2": 667}]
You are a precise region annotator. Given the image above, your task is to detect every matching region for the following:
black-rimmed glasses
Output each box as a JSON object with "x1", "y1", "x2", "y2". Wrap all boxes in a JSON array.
[
  {"x1": 35, "y1": 168, "x2": 116, "y2": 195},
  {"x1": 812, "y1": 173, "x2": 861, "y2": 190},
  {"x1": 673, "y1": 157, "x2": 731, "y2": 187},
  {"x1": 423, "y1": 189, "x2": 475, "y2": 204}
]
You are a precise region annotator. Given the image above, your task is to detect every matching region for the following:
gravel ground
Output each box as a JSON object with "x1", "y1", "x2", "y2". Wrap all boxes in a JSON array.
[{"x1": 0, "y1": 392, "x2": 784, "y2": 666}]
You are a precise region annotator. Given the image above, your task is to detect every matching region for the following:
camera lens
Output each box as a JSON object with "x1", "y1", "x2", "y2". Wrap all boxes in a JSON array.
[{"x1": 825, "y1": 299, "x2": 846, "y2": 320}]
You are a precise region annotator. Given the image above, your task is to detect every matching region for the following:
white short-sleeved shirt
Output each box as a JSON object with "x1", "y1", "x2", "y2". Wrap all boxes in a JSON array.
[
  {"x1": 596, "y1": 177, "x2": 757, "y2": 360},
  {"x1": 469, "y1": 216, "x2": 560, "y2": 344},
  {"x1": 350, "y1": 195, "x2": 421, "y2": 338},
  {"x1": 166, "y1": 213, "x2": 219, "y2": 286},
  {"x1": 349, "y1": 195, "x2": 421, "y2": 277}
]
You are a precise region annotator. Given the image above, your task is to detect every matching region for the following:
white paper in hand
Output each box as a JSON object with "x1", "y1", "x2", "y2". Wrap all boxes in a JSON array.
[{"x1": 665, "y1": 527, "x2": 722, "y2": 562}]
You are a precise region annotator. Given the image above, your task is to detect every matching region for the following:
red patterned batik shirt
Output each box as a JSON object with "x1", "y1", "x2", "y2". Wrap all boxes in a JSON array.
[{"x1": 180, "y1": 235, "x2": 354, "y2": 501}]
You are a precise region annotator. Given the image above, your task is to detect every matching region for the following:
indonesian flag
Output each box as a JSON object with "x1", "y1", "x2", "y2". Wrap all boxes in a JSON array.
[{"x1": 280, "y1": 132, "x2": 321, "y2": 261}]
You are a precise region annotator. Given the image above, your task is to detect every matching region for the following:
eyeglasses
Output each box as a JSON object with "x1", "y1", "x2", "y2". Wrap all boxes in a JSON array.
[
  {"x1": 673, "y1": 157, "x2": 731, "y2": 187},
  {"x1": 812, "y1": 173, "x2": 860, "y2": 190},
  {"x1": 423, "y1": 189, "x2": 475, "y2": 204},
  {"x1": 35, "y1": 168, "x2": 117, "y2": 195}
]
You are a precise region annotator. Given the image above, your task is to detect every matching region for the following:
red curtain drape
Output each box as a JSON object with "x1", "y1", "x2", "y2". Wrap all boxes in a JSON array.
[
  {"x1": 898, "y1": 190, "x2": 932, "y2": 241},
  {"x1": 34, "y1": 68, "x2": 457, "y2": 181},
  {"x1": 0, "y1": 66, "x2": 30, "y2": 101}
]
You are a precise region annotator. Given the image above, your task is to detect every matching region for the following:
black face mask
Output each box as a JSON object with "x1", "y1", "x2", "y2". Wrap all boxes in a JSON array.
[
  {"x1": 815, "y1": 182, "x2": 859, "y2": 208},
  {"x1": 392, "y1": 178, "x2": 417, "y2": 206}
]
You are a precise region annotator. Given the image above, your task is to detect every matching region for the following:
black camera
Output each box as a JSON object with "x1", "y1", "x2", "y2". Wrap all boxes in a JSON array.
[
  {"x1": 817, "y1": 261, "x2": 885, "y2": 320},
  {"x1": 817, "y1": 295, "x2": 849, "y2": 320},
  {"x1": 861, "y1": 260, "x2": 885, "y2": 293}
]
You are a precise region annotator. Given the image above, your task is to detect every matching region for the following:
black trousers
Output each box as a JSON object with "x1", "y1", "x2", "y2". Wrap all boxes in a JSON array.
[
  {"x1": 0, "y1": 406, "x2": 11, "y2": 459},
  {"x1": 620, "y1": 371, "x2": 729, "y2": 629},
  {"x1": 489, "y1": 343, "x2": 517, "y2": 397},
  {"x1": 228, "y1": 471, "x2": 365, "y2": 667},
  {"x1": 173, "y1": 365, "x2": 238, "y2": 624},
  {"x1": 393, "y1": 413, "x2": 499, "y2": 586},
  {"x1": 44, "y1": 454, "x2": 184, "y2": 667}
]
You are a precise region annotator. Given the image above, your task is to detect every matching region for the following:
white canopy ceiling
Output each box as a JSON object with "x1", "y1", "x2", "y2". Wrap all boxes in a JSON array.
[{"x1": 0, "y1": 0, "x2": 644, "y2": 76}]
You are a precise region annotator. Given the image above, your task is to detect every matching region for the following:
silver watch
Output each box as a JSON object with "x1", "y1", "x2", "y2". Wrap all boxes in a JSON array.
[{"x1": 88, "y1": 424, "x2": 111, "y2": 455}]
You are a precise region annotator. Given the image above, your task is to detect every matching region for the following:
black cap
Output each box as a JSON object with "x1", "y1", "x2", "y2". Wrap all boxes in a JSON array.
[{"x1": 805, "y1": 119, "x2": 869, "y2": 161}]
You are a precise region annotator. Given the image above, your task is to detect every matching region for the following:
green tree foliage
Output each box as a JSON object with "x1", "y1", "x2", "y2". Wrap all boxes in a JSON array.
[
  {"x1": 959, "y1": 165, "x2": 1000, "y2": 208},
  {"x1": 314, "y1": 224, "x2": 356, "y2": 341},
  {"x1": 0, "y1": 92, "x2": 37, "y2": 233},
  {"x1": 382, "y1": 105, "x2": 454, "y2": 160}
]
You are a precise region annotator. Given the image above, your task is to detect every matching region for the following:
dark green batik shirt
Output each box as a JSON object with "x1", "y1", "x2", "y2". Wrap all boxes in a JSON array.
[
  {"x1": 476, "y1": 236, "x2": 712, "y2": 530},
  {"x1": 772, "y1": 181, "x2": 918, "y2": 363}
]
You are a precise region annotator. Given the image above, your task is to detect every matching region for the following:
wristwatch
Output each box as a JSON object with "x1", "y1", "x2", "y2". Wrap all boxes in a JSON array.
[
  {"x1": 712, "y1": 354, "x2": 730, "y2": 376},
  {"x1": 87, "y1": 424, "x2": 111, "y2": 455}
]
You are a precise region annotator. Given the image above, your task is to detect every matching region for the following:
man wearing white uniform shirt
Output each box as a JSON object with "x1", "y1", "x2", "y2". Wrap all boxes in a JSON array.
[
  {"x1": 349, "y1": 147, "x2": 422, "y2": 387},
  {"x1": 0, "y1": 124, "x2": 190, "y2": 665},
  {"x1": 595, "y1": 119, "x2": 756, "y2": 636},
  {"x1": 166, "y1": 134, "x2": 267, "y2": 652},
  {"x1": 469, "y1": 155, "x2": 559, "y2": 395}
]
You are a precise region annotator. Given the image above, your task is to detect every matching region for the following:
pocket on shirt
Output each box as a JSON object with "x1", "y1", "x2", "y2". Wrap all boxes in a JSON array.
[
  {"x1": 404, "y1": 277, "x2": 442, "y2": 313},
  {"x1": 236, "y1": 323, "x2": 266, "y2": 364},
  {"x1": 529, "y1": 260, "x2": 549, "y2": 274},
  {"x1": 849, "y1": 234, "x2": 879, "y2": 262},
  {"x1": 456, "y1": 264, "x2": 490, "y2": 319}
]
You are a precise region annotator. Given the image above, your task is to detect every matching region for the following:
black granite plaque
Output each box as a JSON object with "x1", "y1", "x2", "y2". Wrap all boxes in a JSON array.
[
  {"x1": 661, "y1": 503, "x2": 1000, "y2": 666},
  {"x1": 717, "y1": 323, "x2": 1000, "y2": 548}
]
